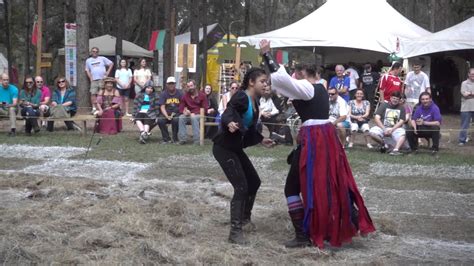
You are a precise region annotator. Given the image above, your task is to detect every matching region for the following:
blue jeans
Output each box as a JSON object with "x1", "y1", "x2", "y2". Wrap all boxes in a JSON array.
[
  {"x1": 459, "y1": 111, "x2": 474, "y2": 143},
  {"x1": 178, "y1": 114, "x2": 200, "y2": 143}
]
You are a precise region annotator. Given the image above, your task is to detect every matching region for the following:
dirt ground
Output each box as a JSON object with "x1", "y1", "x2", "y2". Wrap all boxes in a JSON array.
[{"x1": 0, "y1": 114, "x2": 473, "y2": 264}]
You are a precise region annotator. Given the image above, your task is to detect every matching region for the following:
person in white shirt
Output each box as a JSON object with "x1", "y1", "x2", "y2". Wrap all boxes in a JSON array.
[
  {"x1": 404, "y1": 61, "x2": 430, "y2": 108},
  {"x1": 259, "y1": 85, "x2": 280, "y2": 136},
  {"x1": 328, "y1": 87, "x2": 351, "y2": 146},
  {"x1": 346, "y1": 62, "x2": 360, "y2": 100},
  {"x1": 115, "y1": 59, "x2": 133, "y2": 116},
  {"x1": 133, "y1": 58, "x2": 152, "y2": 95},
  {"x1": 218, "y1": 81, "x2": 239, "y2": 115}
]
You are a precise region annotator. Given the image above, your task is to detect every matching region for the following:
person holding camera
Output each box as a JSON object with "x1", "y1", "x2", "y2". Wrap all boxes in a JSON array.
[{"x1": 19, "y1": 76, "x2": 42, "y2": 135}]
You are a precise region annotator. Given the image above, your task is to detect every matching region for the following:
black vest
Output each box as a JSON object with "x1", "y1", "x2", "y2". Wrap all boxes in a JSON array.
[{"x1": 292, "y1": 83, "x2": 329, "y2": 122}]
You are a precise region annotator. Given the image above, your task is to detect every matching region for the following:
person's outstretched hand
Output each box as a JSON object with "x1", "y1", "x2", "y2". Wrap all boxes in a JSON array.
[
  {"x1": 261, "y1": 138, "x2": 275, "y2": 148},
  {"x1": 260, "y1": 39, "x2": 271, "y2": 55}
]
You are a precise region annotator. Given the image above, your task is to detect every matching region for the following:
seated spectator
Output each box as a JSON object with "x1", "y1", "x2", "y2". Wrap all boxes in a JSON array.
[
  {"x1": 259, "y1": 85, "x2": 280, "y2": 136},
  {"x1": 19, "y1": 76, "x2": 42, "y2": 135},
  {"x1": 178, "y1": 80, "x2": 208, "y2": 145},
  {"x1": 348, "y1": 89, "x2": 372, "y2": 148},
  {"x1": 157, "y1": 76, "x2": 182, "y2": 144},
  {"x1": 406, "y1": 92, "x2": 442, "y2": 156},
  {"x1": 270, "y1": 97, "x2": 295, "y2": 145},
  {"x1": 218, "y1": 81, "x2": 239, "y2": 115},
  {"x1": 0, "y1": 73, "x2": 18, "y2": 136},
  {"x1": 95, "y1": 77, "x2": 122, "y2": 135},
  {"x1": 132, "y1": 81, "x2": 159, "y2": 144},
  {"x1": 369, "y1": 91, "x2": 406, "y2": 156},
  {"x1": 35, "y1": 76, "x2": 51, "y2": 117},
  {"x1": 46, "y1": 77, "x2": 80, "y2": 132},
  {"x1": 328, "y1": 87, "x2": 351, "y2": 147},
  {"x1": 203, "y1": 84, "x2": 218, "y2": 139}
]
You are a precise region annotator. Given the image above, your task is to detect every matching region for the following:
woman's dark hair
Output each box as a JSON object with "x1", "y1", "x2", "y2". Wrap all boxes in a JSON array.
[
  {"x1": 22, "y1": 75, "x2": 35, "y2": 93},
  {"x1": 418, "y1": 91, "x2": 432, "y2": 102},
  {"x1": 120, "y1": 58, "x2": 128, "y2": 68},
  {"x1": 303, "y1": 64, "x2": 319, "y2": 78},
  {"x1": 240, "y1": 68, "x2": 266, "y2": 90},
  {"x1": 391, "y1": 62, "x2": 402, "y2": 70},
  {"x1": 355, "y1": 88, "x2": 365, "y2": 97},
  {"x1": 139, "y1": 58, "x2": 148, "y2": 68}
]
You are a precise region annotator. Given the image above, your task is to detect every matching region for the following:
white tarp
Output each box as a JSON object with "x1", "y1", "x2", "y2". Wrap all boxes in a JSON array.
[
  {"x1": 175, "y1": 23, "x2": 219, "y2": 44},
  {"x1": 0, "y1": 53, "x2": 8, "y2": 74},
  {"x1": 400, "y1": 17, "x2": 474, "y2": 58},
  {"x1": 59, "y1": 34, "x2": 153, "y2": 58},
  {"x1": 238, "y1": 0, "x2": 430, "y2": 54}
]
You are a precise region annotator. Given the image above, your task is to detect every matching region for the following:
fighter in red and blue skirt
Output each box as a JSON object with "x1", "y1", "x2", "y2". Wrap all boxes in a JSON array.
[{"x1": 259, "y1": 40, "x2": 375, "y2": 249}]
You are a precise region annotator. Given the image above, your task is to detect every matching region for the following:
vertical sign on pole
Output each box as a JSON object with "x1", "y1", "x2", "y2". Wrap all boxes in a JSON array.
[{"x1": 65, "y1": 23, "x2": 77, "y2": 86}]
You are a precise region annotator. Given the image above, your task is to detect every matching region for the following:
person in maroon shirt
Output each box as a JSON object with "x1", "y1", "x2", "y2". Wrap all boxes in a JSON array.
[{"x1": 178, "y1": 80, "x2": 208, "y2": 144}]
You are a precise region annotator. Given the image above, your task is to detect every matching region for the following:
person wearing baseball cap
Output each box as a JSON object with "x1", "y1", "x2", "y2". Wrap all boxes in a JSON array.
[{"x1": 158, "y1": 76, "x2": 183, "y2": 144}]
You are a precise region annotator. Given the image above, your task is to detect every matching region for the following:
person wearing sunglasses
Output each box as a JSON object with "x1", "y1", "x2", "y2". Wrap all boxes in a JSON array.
[
  {"x1": 34, "y1": 76, "x2": 51, "y2": 120},
  {"x1": 0, "y1": 73, "x2": 18, "y2": 137},
  {"x1": 47, "y1": 77, "x2": 79, "y2": 132},
  {"x1": 19, "y1": 76, "x2": 42, "y2": 135}
]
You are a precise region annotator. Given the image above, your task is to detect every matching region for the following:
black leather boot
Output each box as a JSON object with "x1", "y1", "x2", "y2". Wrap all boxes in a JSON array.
[
  {"x1": 285, "y1": 209, "x2": 311, "y2": 248},
  {"x1": 228, "y1": 199, "x2": 249, "y2": 245},
  {"x1": 242, "y1": 195, "x2": 257, "y2": 232}
]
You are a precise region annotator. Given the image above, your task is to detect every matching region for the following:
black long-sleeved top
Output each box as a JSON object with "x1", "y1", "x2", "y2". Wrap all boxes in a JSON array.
[{"x1": 213, "y1": 90, "x2": 263, "y2": 151}]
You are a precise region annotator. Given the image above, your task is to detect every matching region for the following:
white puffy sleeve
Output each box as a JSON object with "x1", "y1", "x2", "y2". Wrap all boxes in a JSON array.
[{"x1": 270, "y1": 67, "x2": 314, "y2": 100}]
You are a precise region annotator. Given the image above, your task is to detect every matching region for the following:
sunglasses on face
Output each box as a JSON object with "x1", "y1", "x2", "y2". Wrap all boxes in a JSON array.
[
  {"x1": 328, "y1": 93, "x2": 336, "y2": 96},
  {"x1": 57, "y1": 80, "x2": 66, "y2": 84},
  {"x1": 36, "y1": 81, "x2": 43, "y2": 83},
  {"x1": 230, "y1": 87, "x2": 238, "y2": 89}
]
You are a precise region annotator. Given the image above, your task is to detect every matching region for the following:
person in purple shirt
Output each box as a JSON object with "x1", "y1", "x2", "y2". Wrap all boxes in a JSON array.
[
  {"x1": 329, "y1": 65, "x2": 350, "y2": 102},
  {"x1": 406, "y1": 92, "x2": 442, "y2": 156}
]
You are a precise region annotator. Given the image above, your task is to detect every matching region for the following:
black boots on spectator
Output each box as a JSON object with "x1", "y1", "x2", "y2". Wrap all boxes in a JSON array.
[
  {"x1": 285, "y1": 209, "x2": 311, "y2": 248},
  {"x1": 242, "y1": 195, "x2": 257, "y2": 232},
  {"x1": 229, "y1": 199, "x2": 249, "y2": 245}
]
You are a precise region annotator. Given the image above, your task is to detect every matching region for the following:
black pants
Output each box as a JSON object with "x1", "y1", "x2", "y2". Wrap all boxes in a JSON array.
[
  {"x1": 46, "y1": 111, "x2": 76, "y2": 131},
  {"x1": 157, "y1": 115, "x2": 179, "y2": 142},
  {"x1": 21, "y1": 107, "x2": 40, "y2": 133},
  {"x1": 205, "y1": 115, "x2": 218, "y2": 139},
  {"x1": 406, "y1": 125, "x2": 440, "y2": 151},
  {"x1": 284, "y1": 145, "x2": 301, "y2": 198},
  {"x1": 212, "y1": 144, "x2": 261, "y2": 201}
]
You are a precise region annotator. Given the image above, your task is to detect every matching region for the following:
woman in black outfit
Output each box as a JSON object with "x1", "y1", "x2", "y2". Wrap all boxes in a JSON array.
[{"x1": 212, "y1": 68, "x2": 275, "y2": 245}]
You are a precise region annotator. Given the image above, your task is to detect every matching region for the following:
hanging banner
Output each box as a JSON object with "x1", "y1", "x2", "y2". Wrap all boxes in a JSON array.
[{"x1": 65, "y1": 23, "x2": 77, "y2": 86}]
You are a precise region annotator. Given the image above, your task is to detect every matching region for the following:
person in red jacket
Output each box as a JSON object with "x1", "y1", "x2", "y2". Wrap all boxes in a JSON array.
[
  {"x1": 379, "y1": 62, "x2": 403, "y2": 103},
  {"x1": 177, "y1": 80, "x2": 208, "y2": 145}
]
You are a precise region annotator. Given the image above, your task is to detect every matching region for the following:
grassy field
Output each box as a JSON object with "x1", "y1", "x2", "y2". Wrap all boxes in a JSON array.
[{"x1": 0, "y1": 128, "x2": 473, "y2": 264}]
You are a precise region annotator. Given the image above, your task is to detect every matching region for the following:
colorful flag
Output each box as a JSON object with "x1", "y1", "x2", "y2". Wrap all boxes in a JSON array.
[
  {"x1": 32, "y1": 15, "x2": 39, "y2": 46},
  {"x1": 149, "y1": 30, "x2": 166, "y2": 51},
  {"x1": 275, "y1": 50, "x2": 289, "y2": 65}
]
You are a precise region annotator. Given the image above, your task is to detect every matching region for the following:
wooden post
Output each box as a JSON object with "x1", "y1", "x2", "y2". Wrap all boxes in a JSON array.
[
  {"x1": 199, "y1": 108, "x2": 205, "y2": 146},
  {"x1": 35, "y1": 0, "x2": 43, "y2": 76}
]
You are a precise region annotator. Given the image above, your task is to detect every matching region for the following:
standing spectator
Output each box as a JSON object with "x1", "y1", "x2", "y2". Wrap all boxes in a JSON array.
[
  {"x1": 178, "y1": 80, "x2": 208, "y2": 145},
  {"x1": 203, "y1": 84, "x2": 219, "y2": 139},
  {"x1": 0, "y1": 73, "x2": 18, "y2": 136},
  {"x1": 315, "y1": 66, "x2": 327, "y2": 89},
  {"x1": 157, "y1": 76, "x2": 182, "y2": 144},
  {"x1": 35, "y1": 76, "x2": 51, "y2": 116},
  {"x1": 379, "y1": 62, "x2": 403, "y2": 103},
  {"x1": 406, "y1": 92, "x2": 442, "y2": 156},
  {"x1": 346, "y1": 62, "x2": 360, "y2": 100},
  {"x1": 404, "y1": 61, "x2": 430, "y2": 108},
  {"x1": 329, "y1": 65, "x2": 350, "y2": 102},
  {"x1": 369, "y1": 91, "x2": 406, "y2": 155},
  {"x1": 95, "y1": 77, "x2": 122, "y2": 135},
  {"x1": 328, "y1": 87, "x2": 350, "y2": 147},
  {"x1": 85, "y1": 47, "x2": 114, "y2": 114},
  {"x1": 19, "y1": 76, "x2": 42, "y2": 135},
  {"x1": 458, "y1": 67, "x2": 474, "y2": 146},
  {"x1": 47, "y1": 77, "x2": 79, "y2": 132},
  {"x1": 133, "y1": 58, "x2": 152, "y2": 95},
  {"x1": 359, "y1": 63, "x2": 380, "y2": 111},
  {"x1": 115, "y1": 59, "x2": 133, "y2": 116},
  {"x1": 259, "y1": 85, "x2": 280, "y2": 136},
  {"x1": 132, "y1": 81, "x2": 160, "y2": 144},
  {"x1": 348, "y1": 89, "x2": 372, "y2": 148}
]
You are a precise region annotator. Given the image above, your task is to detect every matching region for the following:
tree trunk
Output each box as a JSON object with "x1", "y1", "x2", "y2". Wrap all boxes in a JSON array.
[
  {"x1": 115, "y1": 0, "x2": 123, "y2": 66},
  {"x1": 4, "y1": 0, "x2": 13, "y2": 79},
  {"x1": 244, "y1": 0, "x2": 250, "y2": 35},
  {"x1": 24, "y1": 0, "x2": 31, "y2": 76},
  {"x1": 76, "y1": 0, "x2": 90, "y2": 109},
  {"x1": 201, "y1": 0, "x2": 208, "y2": 86},
  {"x1": 190, "y1": 0, "x2": 200, "y2": 83},
  {"x1": 163, "y1": 0, "x2": 172, "y2": 87}
]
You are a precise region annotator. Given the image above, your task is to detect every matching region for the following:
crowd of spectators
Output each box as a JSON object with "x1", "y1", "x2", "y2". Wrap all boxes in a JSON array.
[{"x1": 1, "y1": 47, "x2": 473, "y2": 154}]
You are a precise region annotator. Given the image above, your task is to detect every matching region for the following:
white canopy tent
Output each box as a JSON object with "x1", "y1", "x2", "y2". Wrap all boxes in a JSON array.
[
  {"x1": 400, "y1": 17, "x2": 474, "y2": 58},
  {"x1": 59, "y1": 34, "x2": 153, "y2": 58},
  {"x1": 238, "y1": 0, "x2": 430, "y2": 58}
]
